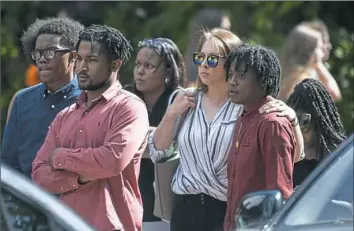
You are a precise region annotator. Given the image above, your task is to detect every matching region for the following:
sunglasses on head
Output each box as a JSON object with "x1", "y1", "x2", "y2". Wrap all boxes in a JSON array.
[{"x1": 192, "y1": 52, "x2": 225, "y2": 68}]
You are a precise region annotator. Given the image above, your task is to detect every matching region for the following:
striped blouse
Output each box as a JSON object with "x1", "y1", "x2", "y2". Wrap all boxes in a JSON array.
[{"x1": 148, "y1": 91, "x2": 243, "y2": 201}]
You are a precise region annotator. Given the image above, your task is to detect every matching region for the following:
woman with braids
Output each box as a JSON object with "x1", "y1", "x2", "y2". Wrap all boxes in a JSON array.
[
  {"x1": 287, "y1": 78, "x2": 346, "y2": 187},
  {"x1": 125, "y1": 37, "x2": 186, "y2": 231},
  {"x1": 32, "y1": 24, "x2": 149, "y2": 231},
  {"x1": 224, "y1": 44, "x2": 298, "y2": 231},
  {"x1": 148, "y1": 29, "x2": 304, "y2": 231}
]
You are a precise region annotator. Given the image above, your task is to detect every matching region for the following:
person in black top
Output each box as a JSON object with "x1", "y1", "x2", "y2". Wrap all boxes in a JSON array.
[
  {"x1": 287, "y1": 78, "x2": 346, "y2": 187},
  {"x1": 125, "y1": 37, "x2": 186, "y2": 230}
]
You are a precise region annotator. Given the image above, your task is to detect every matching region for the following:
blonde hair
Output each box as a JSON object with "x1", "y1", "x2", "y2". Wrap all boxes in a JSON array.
[
  {"x1": 195, "y1": 28, "x2": 242, "y2": 90},
  {"x1": 280, "y1": 25, "x2": 321, "y2": 81}
]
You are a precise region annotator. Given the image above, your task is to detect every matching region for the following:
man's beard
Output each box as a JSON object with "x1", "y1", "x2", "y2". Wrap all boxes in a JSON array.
[{"x1": 79, "y1": 78, "x2": 110, "y2": 91}]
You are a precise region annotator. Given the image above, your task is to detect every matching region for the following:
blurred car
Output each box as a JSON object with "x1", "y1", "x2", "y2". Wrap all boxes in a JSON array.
[
  {"x1": 235, "y1": 134, "x2": 353, "y2": 231},
  {"x1": 0, "y1": 163, "x2": 96, "y2": 231}
]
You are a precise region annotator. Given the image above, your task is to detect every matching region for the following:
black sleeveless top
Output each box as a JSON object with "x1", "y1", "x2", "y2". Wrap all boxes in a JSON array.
[{"x1": 124, "y1": 84, "x2": 175, "y2": 221}]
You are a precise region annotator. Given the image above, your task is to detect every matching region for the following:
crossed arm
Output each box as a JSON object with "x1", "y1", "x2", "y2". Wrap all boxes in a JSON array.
[{"x1": 32, "y1": 99, "x2": 149, "y2": 194}]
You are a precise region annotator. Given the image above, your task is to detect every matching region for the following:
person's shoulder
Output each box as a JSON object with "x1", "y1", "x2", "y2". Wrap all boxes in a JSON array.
[
  {"x1": 111, "y1": 88, "x2": 146, "y2": 111},
  {"x1": 259, "y1": 111, "x2": 292, "y2": 128},
  {"x1": 16, "y1": 83, "x2": 45, "y2": 99}
]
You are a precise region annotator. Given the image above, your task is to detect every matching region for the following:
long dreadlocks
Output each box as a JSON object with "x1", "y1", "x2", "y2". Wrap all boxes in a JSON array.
[
  {"x1": 225, "y1": 44, "x2": 281, "y2": 98},
  {"x1": 287, "y1": 78, "x2": 346, "y2": 160},
  {"x1": 76, "y1": 24, "x2": 133, "y2": 64}
]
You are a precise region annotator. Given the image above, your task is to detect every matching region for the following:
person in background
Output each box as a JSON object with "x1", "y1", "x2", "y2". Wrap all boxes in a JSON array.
[
  {"x1": 279, "y1": 25, "x2": 323, "y2": 101},
  {"x1": 25, "y1": 64, "x2": 41, "y2": 87},
  {"x1": 1, "y1": 17, "x2": 83, "y2": 177},
  {"x1": 287, "y1": 78, "x2": 346, "y2": 187},
  {"x1": 224, "y1": 44, "x2": 297, "y2": 231},
  {"x1": 149, "y1": 28, "x2": 303, "y2": 231},
  {"x1": 32, "y1": 24, "x2": 148, "y2": 231},
  {"x1": 125, "y1": 37, "x2": 186, "y2": 231},
  {"x1": 301, "y1": 20, "x2": 342, "y2": 101}
]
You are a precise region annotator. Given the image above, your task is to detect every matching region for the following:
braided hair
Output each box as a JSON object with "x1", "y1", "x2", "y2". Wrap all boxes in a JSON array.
[
  {"x1": 225, "y1": 44, "x2": 281, "y2": 98},
  {"x1": 287, "y1": 78, "x2": 346, "y2": 160},
  {"x1": 76, "y1": 24, "x2": 133, "y2": 64},
  {"x1": 127, "y1": 38, "x2": 186, "y2": 126}
]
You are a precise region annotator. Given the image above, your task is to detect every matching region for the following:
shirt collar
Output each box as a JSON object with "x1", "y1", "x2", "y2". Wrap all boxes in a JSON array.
[
  {"x1": 76, "y1": 81, "x2": 122, "y2": 108},
  {"x1": 42, "y1": 75, "x2": 79, "y2": 99},
  {"x1": 242, "y1": 97, "x2": 269, "y2": 118}
]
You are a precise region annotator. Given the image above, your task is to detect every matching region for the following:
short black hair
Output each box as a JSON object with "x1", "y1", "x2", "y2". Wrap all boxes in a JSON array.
[
  {"x1": 225, "y1": 44, "x2": 281, "y2": 98},
  {"x1": 21, "y1": 17, "x2": 84, "y2": 63},
  {"x1": 76, "y1": 24, "x2": 133, "y2": 65},
  {"x1": 287, "y1": 78, "x2": 346, "y2": 160},
  {"x1": 136, "y1": 37, "x2": 186, "y2": 90}
]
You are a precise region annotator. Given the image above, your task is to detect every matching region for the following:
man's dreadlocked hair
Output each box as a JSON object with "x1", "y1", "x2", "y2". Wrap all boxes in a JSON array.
[
  {"x1": 225, "y1": 44, "x2": 281, "y2": 98},
  {"x1": 76, "y1": 24, "x2": 133, "y2": 65},
  {"x1": 21, "y1": 17, "x2": 84, "y2": 64},
  {"x1": 287, "y1": 78, "x2": 346, "y2": 160}
]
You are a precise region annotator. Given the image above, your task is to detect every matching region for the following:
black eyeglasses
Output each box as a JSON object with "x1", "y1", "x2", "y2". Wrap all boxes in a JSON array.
[
  {"x1": 30, "y1": 48, "x2": 71, "y2": 61},
  {"x1": 192, "y1": 52, "x2": 225, "y2": 68}
]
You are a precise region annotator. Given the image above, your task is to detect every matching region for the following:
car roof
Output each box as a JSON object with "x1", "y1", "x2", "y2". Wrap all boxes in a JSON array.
[{"x1": 1, "y1": 164, "x2": 96, "y2": 231}]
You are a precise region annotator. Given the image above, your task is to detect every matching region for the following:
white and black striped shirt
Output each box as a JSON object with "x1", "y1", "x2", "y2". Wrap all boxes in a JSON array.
[{"x1": 149, "y1": 91, "x2": 243, "y2": 201}]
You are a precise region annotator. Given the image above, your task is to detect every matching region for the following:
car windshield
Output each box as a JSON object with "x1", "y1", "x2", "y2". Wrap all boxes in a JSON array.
[{"x1": 281, "y1": 143, "x2": 353, "y2": 227}]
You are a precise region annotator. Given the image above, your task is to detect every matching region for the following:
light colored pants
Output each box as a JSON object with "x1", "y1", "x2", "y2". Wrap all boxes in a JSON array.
[{"x1": 142, "y1": 221, "x2": 170, "y2": 231}]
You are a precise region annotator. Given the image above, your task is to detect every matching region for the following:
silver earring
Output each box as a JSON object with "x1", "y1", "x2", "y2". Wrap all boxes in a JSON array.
[{"x1": 165, "y1": 77, "x2": 169, "y2": 84}]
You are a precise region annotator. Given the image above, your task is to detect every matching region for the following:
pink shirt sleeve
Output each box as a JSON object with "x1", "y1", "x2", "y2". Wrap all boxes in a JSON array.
[
  {"x1": 51, "y1": 98, "x2": 149, "y2": 180},
  {"x1": 32, "y1": 112, "x2": 81, "y2": 194}
]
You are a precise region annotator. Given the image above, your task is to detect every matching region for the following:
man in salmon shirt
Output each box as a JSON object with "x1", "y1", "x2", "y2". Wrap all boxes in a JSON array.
[
  {"x1": 224, "y1": 44, "x2": 297, "y2": 231},
  {"x1": 32, "y1": 24, "x2": 149, "y2": 231}
]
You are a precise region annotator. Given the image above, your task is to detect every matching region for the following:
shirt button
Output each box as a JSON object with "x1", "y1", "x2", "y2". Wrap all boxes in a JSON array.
[
  {"x1": 64, "y1": 95, "x2": 67, "y2": 99},
  {"x1": 60, "y1": 188, "x2": 64, "y2": 191},
  {"x1": 79, "y1": 130, "x2": 83, "y2": 133},
  {"x1": 51, "y1": 105, "x2": 55, "y2": 109},
  {"x1": 58, "y1": 163, "x2": 62, "y2": 167},
  {"x1": 73, "y1": 184, "x2": 77, "y2": 187}
]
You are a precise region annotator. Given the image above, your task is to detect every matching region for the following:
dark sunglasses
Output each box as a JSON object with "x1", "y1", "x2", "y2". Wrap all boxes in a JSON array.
[
  {"x1": 297, "y1": 113, "x2": 312, "y2": 133},
  {"x1": 30, "y1": 48, "x2": 71, "y2": 61},
  {"x1": 192, "y1": 52, "x2": 225, "y2": 68}
]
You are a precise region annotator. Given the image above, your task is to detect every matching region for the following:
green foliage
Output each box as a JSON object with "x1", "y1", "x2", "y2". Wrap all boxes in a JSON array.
[{"x1": 1, "y1": 2, "x2": 353, "y2": 136}]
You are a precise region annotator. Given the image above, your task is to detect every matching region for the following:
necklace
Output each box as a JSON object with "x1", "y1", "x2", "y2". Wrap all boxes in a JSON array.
[{"x1": 235, "y1": 121, "x2": 244, "y2": 149}]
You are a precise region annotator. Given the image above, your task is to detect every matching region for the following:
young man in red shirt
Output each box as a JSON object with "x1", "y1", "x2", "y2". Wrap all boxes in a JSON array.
[{"x1": 224, "y1": 44, "x2": 297, "y2": 231}]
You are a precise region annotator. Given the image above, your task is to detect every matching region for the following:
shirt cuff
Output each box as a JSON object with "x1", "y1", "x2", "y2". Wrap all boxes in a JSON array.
[
  {"x1": 52, "y1": 148, "x2": 76, "y2": 171},
  {"x1": 58, "y1": 172, "x2": 80, "y2": 193}
]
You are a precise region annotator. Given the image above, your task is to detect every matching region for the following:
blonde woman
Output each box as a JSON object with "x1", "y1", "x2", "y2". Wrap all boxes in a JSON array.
[
  {"x1": 149, "y1": 28, "x2": 304, "y2": 231},
  {"x1": 301, "y1": 20, "x2": 342, "y2": 101},
  {"x1": 279, "y1": 25, "x2": 325, "y2": 101}
]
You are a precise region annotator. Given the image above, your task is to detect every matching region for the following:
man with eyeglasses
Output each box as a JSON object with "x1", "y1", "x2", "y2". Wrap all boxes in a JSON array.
[{"x1": 2, "y1": 17, "x2": 84, "y2": 178}]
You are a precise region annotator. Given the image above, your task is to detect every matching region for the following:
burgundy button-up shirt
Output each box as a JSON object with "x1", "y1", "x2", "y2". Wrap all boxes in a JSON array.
[
  {"x1": 224, "y1": 99, "x2": 296, "y2": 231},
  {"x1": 32, "y1": 82, "x2": 149, "y2": 231}
]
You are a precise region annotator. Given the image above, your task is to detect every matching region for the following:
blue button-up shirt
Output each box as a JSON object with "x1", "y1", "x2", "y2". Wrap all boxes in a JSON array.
[{"x1": 1, "y1": 77, "x2": 81, "y2": 177}]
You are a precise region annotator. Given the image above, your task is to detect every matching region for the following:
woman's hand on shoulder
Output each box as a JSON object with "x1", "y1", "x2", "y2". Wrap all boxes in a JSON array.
[{"x1": 259, "y1": 96, "x2": 297, "y2": 124}]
